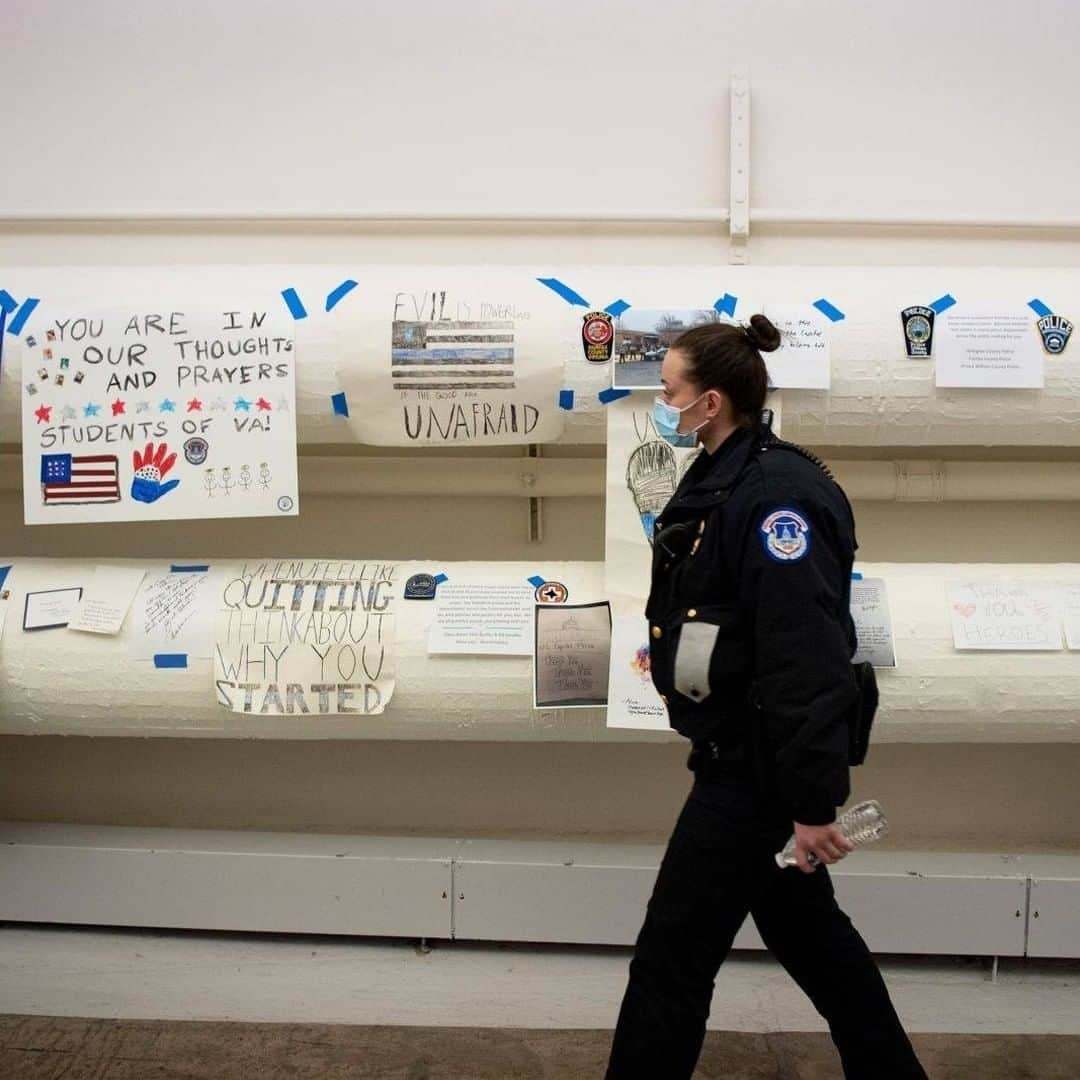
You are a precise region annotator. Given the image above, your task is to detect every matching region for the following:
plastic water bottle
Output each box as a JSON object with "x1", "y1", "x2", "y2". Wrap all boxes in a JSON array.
[{"x1": 774, "y1": 799, "x2": 888, "y2": 869}]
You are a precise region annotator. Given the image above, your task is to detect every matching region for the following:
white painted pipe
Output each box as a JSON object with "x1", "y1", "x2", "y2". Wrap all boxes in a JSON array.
[
  {"x1": 751, "y1": 209, "x2": 1080, "y2": 231},
  {"x1": 0, "y1": 208, "x2": 733, "y2": 225},
  {"x1": 2, "y1": 559, "x2": 1078, "y2": 744},
  {"x1": 6, "y1": 265, "x2": 1080, "y2": 449},
  {"x1": 3, "y1": 209, "x2": 1080, "y2": 230}
]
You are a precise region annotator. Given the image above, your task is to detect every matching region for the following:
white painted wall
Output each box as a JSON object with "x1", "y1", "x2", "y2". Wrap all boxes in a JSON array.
[
  {"x1": 2, "y1": 1, "x2": 1079, "y2": 856},
  {"x1": 5, "y1": 1, "x2": 1080, "y2": 219}
]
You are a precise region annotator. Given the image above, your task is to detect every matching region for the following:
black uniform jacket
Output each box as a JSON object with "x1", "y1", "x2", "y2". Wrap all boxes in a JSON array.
[{"x1": 646, "y1": 421, "x2": 859, "y2": 825}]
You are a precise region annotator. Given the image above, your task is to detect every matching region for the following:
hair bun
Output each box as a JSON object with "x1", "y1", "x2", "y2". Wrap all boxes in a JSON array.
[{"x1": 745, "y1": 314, "x2": 781, "y2": 354}]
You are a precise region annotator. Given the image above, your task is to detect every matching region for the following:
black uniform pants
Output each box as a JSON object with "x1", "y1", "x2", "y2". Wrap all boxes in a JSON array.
[{"x1": 606, "y1": 769, "x2": 927, "y2": 1079}]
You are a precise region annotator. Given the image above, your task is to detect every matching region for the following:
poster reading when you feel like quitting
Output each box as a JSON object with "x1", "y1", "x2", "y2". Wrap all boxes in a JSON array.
[{"x1": 21, "y1": 307, "x2": 299, "y2": 524}]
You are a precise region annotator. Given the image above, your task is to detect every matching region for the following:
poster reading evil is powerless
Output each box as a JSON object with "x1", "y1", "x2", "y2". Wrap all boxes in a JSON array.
[
  {"x1": 21, "y1": 307, "x2": 299, "y2": 524},
  {"x1": 334, "y1": 274, "x2": 572, "y2": 446}
]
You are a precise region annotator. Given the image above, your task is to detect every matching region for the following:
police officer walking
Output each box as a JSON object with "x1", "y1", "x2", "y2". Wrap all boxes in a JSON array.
[{"x1": 606, "y1": 317, "x2": 927, "y2": 1079}]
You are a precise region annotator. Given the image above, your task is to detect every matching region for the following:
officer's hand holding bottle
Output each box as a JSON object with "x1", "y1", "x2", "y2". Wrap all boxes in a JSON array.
[{"x1": 790, "y1": 821, "x2": 855, "y2": 873}]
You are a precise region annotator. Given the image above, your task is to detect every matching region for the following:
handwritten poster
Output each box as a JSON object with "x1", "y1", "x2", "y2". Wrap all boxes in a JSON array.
[
  {"x1": 850, "y1": 577, "x2": 897, "y2": 668},
  {"x1": 606, "y1": 615, "x2": 669, "y2": 730},
  {"x1": 605, "y1": 395, "x2": 700, "y2": 616},
  {"x1": 21, "y1": 308, "x2": 298, "y2": 524},
  {"x1": 761, "y1": 305, "x2": 832, "y2": 389},
  {"x1": 935, "y1": 308, "x2": 1044, "y2": 388},
  {"x1": 533, "y1": 601, "x2": 612, "y2": 709},
  {"x1": 335, "y1": 274, "x2": 570, "y2": 446},
  {"x1": 214, "y1": 561, "x2": 396, "y2": 716},
  {"x1": 948, "y1": 581, "x2": 1063, "y2": 651},
  {"x1": 131, "y1": 569, "x2": 221, "y2": 659}
]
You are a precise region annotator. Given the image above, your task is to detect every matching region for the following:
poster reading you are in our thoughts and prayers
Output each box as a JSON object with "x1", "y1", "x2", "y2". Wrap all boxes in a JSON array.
[{"x1": 21, "y1": 308, "x2": 299, "y2": 524}]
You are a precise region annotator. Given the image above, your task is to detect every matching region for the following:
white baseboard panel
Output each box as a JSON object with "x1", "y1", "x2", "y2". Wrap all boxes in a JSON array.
[
  {"x1": 0, "y1": 823, "x2": 455, "y2": 938},
  {"x1": 453, "y1": 842, "x2": 1053, "y2": 956},
  {"x1": 1026, "y1": 865, "x2": 1080, "y2": 959},
  {"x1": 2, "y1": 824, "x2": 1077, "y2": 958}
]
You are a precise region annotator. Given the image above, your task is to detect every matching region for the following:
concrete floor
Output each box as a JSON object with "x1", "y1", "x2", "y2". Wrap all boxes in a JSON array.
[
  {"x1": 4, "y1": 1017, "x2": 1080, "y2": 1079},
  {"x1": 2, "y1": 924, "x2": 1079, "y2": 1077}
]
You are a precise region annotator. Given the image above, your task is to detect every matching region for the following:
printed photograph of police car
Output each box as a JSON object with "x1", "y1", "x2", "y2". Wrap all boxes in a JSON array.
[{"x1": 612, "y1": 308, "x2": 726, "y2": 389}]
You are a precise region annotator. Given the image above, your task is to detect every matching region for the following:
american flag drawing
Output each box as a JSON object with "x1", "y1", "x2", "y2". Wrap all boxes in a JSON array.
[
  {"x1": 40, "y1": 453, "x2": 121, "y2": 505},
  {"x1": 391, "y1": 320, "x2": 515, "y2": 390}
]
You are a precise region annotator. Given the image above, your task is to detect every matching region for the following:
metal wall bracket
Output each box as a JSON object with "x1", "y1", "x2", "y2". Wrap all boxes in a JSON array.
[
  {"x1": 526, "y1": 444, "x2": 543, "y2": 542},
  {"x1": 729, "y1": 67, "x2": 751, "y2": 264}
]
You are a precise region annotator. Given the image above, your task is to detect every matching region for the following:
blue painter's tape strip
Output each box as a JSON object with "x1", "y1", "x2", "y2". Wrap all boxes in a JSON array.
[
  {"x1": 851, "y1": 571, "x2": 863, "y2": 581},
  {"x1": 604, "y1": 299, "x2": 630, "y2": 318},
  {"x1": 713, "y1": 293, "x2": 738, "y2": 317},
  {"x1": 527, "y1": 575, "x2": 546, "y2": 588},
  {"x1": 598, "y1": 387, "x2": 632, "y2": 405},
  {"x1": 171, "y1": 564, "x2": 209, "y2": 573},
  {"x1": 558, "y1": 389, "x2": 574, "y2": 410},
  {"x1": 0, "y1": 290, "x2": 16, "y2": 314},
  {"x1": 281, "y1": 287, "x2": 308, "y2": 320},
  {"x1": 325, "y1": 279, "x2": 358, "y2": 311},
  {"x1": 928, "y1": 294, "x2": 956, "y2": 314},
  {"x1": 433, "y1": 573, "x2": 448, "y2": 585},
  {"x1": 7, "y1": 297, "x2": 39, "y2": 335},
  {"x1": 536, "y1": 277, "x2": 590, "y2": 307},
  {"x1": 1028, "y1": 298, "x2": 1052, "y2": 318},
  {"x1": 812, "y1": 298, "x2": 845, "y2": 322},
  {"x1": 331, "y1": 391, "x2": 349, "y2": 417},
  {"x1": 154, "y1": 654, "x2": 188, "y2": 669}
]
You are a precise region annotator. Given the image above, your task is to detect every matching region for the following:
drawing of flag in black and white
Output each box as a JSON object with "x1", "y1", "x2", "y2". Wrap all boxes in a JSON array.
[
  {"x1": 40, "y1": 453, "x2": 121, "y2": 505},
  {"x1": 391, "y1": 321, "x2": 515, "y2": 390}
]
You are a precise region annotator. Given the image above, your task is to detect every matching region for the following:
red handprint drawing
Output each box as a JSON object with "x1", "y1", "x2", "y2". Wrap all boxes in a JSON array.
[{"x1": 131, "y1": 441, "x2": 180, "y2": 504}]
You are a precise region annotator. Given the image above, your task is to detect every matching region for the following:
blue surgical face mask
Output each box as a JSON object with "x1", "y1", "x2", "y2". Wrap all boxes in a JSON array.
[{"x1": 652, "y1": 393, "x2": 706, "y2": 447}]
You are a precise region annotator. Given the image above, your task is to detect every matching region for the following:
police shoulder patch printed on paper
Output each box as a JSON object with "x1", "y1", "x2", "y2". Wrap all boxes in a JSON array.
[{"x1": 759, "y1": 508, "x2": 811, "y2": 563}]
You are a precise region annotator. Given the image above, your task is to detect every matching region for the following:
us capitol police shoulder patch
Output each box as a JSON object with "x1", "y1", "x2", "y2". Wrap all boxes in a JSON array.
[{"x1": 759, "y1": 508, "x2": 811, "y2": 563}]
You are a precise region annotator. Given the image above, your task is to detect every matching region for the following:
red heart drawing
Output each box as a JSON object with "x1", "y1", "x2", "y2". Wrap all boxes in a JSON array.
[{"x1": 953, "y1": 602, "x2": 976, "y2": 619}]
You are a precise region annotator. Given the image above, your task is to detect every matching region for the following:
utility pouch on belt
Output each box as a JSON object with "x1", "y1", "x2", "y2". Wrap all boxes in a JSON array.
[{"x1": 847, "y1": 660, "x2": 878, "y2": 766}]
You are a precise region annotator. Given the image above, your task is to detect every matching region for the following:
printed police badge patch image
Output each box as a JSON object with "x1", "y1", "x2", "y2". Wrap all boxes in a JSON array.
[
  {"x1": 759, "y1": 508, "x2": 811, "y2": 563},
  {"x1": 581, "y1": 311, "x2": 615, "y2": 363},
  {"x1": 535, "y1": 580, "x2": 569, "y2": 604},
  {"x1": 900, "y1": 305, "x2": 935, "y2": 358},
  {"x1": 404, "y1": 573, "x2": 438, "y2": 600},
  {"x1": 1037, "y1": 313, "x2": 1073, "y2": 355}
]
